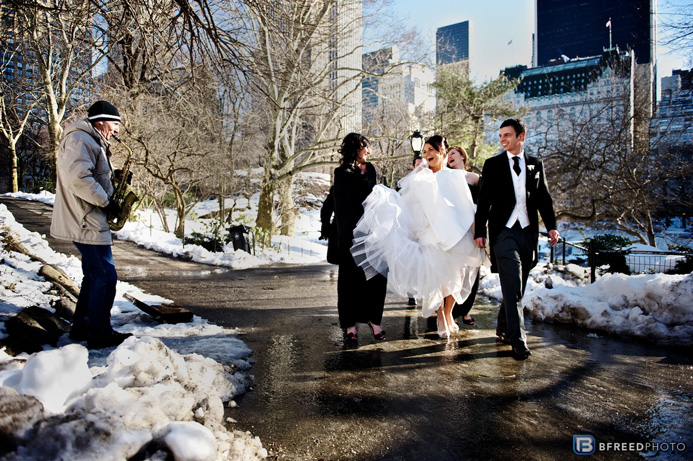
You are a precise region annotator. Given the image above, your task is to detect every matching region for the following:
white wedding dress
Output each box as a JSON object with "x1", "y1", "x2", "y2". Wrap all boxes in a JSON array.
[{"x1": 350, "y1": 165, "x2": 483, "y2": 317}]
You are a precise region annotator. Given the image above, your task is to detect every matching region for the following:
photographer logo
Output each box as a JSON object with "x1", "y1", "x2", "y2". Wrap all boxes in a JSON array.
[{"x1": 574, "y1": 435, "x2": 596, "y2": 455}]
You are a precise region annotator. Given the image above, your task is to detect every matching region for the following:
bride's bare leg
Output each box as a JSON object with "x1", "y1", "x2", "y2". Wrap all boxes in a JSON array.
[
  {"x1": 436, "y1": 302, "x2": 449, "y2": 339},
  {"x1": 444, "y1": 295, "x2": 458, "y2": 333}
]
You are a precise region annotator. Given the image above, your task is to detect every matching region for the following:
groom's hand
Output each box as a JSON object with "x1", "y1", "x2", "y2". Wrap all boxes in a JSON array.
[
  {"x1": 549, "y1": 229, "x2": 560, "y2": 247},
  {"x1": 475, "y1": 237, "x2": 486, "y2": 249}
]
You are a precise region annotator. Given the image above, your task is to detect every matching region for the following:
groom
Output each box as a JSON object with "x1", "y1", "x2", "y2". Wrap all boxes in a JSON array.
[{"x1": 474, "y1": 119, "x2": 559, "y2": 360}]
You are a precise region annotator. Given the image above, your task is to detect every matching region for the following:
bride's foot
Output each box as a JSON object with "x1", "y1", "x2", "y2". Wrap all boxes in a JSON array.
[
  {"x1": 436, "y1": 310, "x2": 449, "y2": 339},
  {"x1": 446, "y1": 311, "x2": 459, "y2": 334}
]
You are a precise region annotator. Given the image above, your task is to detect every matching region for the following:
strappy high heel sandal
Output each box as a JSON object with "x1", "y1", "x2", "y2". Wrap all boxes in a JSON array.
[
  {"x1": 436, "y1": 315, "x2": 449, "y2": 339},
  {"x1": 344, "y1": 326, "x2": 358, "y2": 342},
  {"x1": 368, "y1": 322, "x2": 386, "y2": 340}
]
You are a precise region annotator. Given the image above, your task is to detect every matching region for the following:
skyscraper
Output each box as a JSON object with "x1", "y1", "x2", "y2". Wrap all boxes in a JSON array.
[
  {"x1": 536, "y1": 0, "x2": 656, "y2": 117},
  {"x1": 535, "y1": 0, "x2": 654, "y2": 66},
  {"x1": 436, "y1": 20, "x2": 470, "y2": 76},
  {"x1": 330, "y1": 0, "x2": 363, "y2": 132}
]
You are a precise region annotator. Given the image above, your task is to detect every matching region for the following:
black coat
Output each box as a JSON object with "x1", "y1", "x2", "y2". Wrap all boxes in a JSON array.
[
  {"x1": 332, "y1": 163, "x2": 378, "y2": 258},
  {"x1": 474, "y1": 152, "x2": 557, "y2": 272},
  {"x1": 320, "y1": 186, "x2": 335, "y2": 239},
  {"x1": 320, "y1": 186, "x2": 340, "y2": 264}
]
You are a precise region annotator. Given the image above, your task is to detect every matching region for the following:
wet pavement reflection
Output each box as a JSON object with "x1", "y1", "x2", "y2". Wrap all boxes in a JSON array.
[
  {"x1": 2, "y1": 197, "x2": 691, "y2": 461},
  {"x1": 228, "y1": 290, "x2": 692, "y2": 461}
]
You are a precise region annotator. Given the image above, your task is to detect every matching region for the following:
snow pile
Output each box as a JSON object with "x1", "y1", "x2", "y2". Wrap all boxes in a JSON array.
[
  {"x1": 479, "y1": 261, "x2": 693, "y2": 346},
  {"x1": 0, "y1": 337, "x2": 266, "y2": 460},
  {"x1": 0, "y1": 344, "x2": 91, "y2": 413},
  {"x1": 0, "y1": 203, "x2": 266, "y2": 459},
  {"x1": 526, "y1": 272, "x2": 693, "y2": 345}
]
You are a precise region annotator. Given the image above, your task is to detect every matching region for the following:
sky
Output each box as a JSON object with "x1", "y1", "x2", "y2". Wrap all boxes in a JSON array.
[
  {"x1": 387, "y1": 0, "x2": 690, "y2": 98},
  {"x1": 1, "y1": 170, "x2": 692, "y2": 457}
]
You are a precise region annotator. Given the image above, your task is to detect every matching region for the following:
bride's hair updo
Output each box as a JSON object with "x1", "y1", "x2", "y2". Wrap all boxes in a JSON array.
[
  {"x1": 338, "y1": 133, "x2": 371, "y2": 167},
  {"x1": 425, "y1": 135, "x2": 449, "y2": 155}
]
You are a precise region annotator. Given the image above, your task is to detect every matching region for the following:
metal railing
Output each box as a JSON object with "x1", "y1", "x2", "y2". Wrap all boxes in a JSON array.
[{"x1": 546, "y1": 235, "x2": 691, "y2": 283}]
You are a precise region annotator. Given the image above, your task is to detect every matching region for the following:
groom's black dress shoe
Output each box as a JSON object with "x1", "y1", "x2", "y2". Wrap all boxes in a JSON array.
[{"x1": 511, "y1": 345, "x2": 532, "y2": 360}]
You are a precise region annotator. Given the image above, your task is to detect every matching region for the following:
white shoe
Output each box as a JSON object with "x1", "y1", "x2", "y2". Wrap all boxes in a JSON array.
[{"x1": 436, "y1": 316, "x2": 449, "y2": 339}]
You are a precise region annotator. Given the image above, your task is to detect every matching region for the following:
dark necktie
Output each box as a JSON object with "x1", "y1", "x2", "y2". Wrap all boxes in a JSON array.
[{"x1": 513, "y1": 157, "x2": 522, "y2": 176}]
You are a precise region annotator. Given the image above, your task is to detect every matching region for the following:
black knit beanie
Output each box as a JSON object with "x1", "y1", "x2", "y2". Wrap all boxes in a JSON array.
[{"x1": 87, "y1": 100, "x2": 121, "y2": 123}]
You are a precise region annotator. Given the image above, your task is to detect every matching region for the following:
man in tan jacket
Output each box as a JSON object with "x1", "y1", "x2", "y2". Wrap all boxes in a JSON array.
[{"x1": 51, "y1": 100, "x2": 132, "y2": 349}]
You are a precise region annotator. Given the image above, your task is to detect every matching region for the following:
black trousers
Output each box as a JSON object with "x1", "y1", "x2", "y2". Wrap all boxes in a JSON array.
[
  {"x1": 452, "y1": 270, "x2": 480, "y2": 319},
  {"x1": 337, "y1": 251, "x2": 387, "y2": 329},
  {"x1": 493, "y1": 223, "x2": 534, "y2": 348}
]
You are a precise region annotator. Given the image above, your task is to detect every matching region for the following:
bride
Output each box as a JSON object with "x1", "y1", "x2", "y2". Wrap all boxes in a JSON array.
[{"x1": 350, "y1": 135, "x2": 483, "y2": 338}]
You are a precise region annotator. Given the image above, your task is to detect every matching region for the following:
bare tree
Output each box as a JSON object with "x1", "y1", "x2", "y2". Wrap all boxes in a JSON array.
[
  {"x1": 660, "y1": 0, "x2": 693, "y2": 67},
  {"x1": 232, "y1": 0, "x2": 401, "y2": 241},
  {"x1": 364, "y1": 96, "x2": 433, "y2": 188},
  {"x1": 533, "y1": 60, "x2": 690, "y2": 245},
  {"x1": 92, "y1": 0, "x2": 252, "y2": 239},
  {"x1": 0, "y1": 29, "x2": 41, "y2": 192},
  {"x1": 434, "y1": 69, "x2": 522, "y2": 167},
  {"x1": 6, "y1": 0, "x2": 115, "y2": 184}
]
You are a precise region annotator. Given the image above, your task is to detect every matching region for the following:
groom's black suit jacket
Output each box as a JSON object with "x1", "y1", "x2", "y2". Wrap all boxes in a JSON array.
[{"x1": 474, "y1": 151, "x2": 557, "y2": 272}]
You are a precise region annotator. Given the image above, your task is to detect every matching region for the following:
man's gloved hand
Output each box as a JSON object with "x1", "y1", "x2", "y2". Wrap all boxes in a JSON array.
[
  {"x1": 102, "y1": 199, "x2": 120, "y2": 217},
  {"x1": 114, "y1": 169, "x2": 133, "y2": 184}
]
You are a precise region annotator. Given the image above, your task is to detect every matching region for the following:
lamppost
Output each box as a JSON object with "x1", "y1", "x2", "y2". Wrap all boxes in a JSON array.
[
  {"x1": 410, "y1": 131, "x2": 424, "y2": 157},
  {"x1": 407, "y1": 131, "x2": 424, "y2": 307}
]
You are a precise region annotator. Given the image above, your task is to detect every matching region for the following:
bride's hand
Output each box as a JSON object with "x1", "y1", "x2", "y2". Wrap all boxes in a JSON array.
[{"x1": 413, "y1": 160, "x2": 429, "y2": 174}]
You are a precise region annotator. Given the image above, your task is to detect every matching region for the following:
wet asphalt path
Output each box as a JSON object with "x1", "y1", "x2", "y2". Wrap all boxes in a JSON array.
[{"x1": 2, "y1": 197, "x2": 692, "y2": 460}]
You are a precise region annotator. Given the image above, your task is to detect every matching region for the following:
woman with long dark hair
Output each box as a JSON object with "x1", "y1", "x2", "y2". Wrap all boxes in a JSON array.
[{"x1": 332, "y1": 133, "x2": 387, "y2": 343}]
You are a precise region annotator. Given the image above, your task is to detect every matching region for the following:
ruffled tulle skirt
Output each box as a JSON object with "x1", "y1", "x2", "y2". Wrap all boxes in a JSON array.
[{"x1": 350, "y1": 168, "x2": 483, "y2": 317}]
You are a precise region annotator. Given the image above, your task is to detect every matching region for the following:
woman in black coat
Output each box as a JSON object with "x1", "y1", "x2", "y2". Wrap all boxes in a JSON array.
[{"x1": 332, "y1": 133, "x2": 387, "y2": 342}]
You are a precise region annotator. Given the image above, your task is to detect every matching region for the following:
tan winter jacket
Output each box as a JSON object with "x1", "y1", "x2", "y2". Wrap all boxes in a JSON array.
[{"x1": 50, "y1": 119, "x2": 114, "y2": 245}]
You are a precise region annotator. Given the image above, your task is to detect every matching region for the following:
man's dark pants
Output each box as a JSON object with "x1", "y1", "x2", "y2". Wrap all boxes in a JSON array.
[
  {"x1": 73, "y1": 242, "x2": 118, "y2": 339},
  {"x1": 493, "y1": 223, "x2": 534, "y2": 349}
]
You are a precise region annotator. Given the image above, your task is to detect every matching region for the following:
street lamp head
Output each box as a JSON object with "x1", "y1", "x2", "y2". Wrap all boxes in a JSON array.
[{"x1": 410, "y1": 131, "x2": 424, "y2": 154}]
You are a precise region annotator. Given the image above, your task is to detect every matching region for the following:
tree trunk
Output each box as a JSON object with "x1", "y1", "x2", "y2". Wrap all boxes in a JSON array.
[
  {"x1": 173, "y1": 188, "x2": 186, "y2": 239},
  {"x1": 278, "y1": 177, "x2": 296, "y2": 236},
  {"x1": 10, "y1": 144, "x2": 19, "y2": 192},
  {"x1": 47, "y1": 115, "x2": 62, "y2": 188},
  {"x1": 469, "y1": 115, "x2": 483, "y2": 161},
  {"x1": 645, "y1": 210, "x2": 656, "y2": 247},
  {"x1": 255, "y1": 173, "x2": 275, "y2": 245},
  {"x1": 153, "y1": 199, "x2": 170, "y2": 233}
]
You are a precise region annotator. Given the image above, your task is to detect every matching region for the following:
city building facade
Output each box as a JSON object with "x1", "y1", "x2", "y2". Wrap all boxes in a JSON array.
[
  {"x1": 436, "y1": 20, "x2": 470, "y2": 77},
  {"x1": 362, "y1": 46, "x2": 435, "y2": 131},
  {"x1": 492, "y1": 48, "x2": 640, "y2": 151},
  {"x1": 329, "y1": 0, "x2": 363, "y2": 132},
  {"x1": 652, "y1": 69, "x2": 693, "y2": 146}
]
